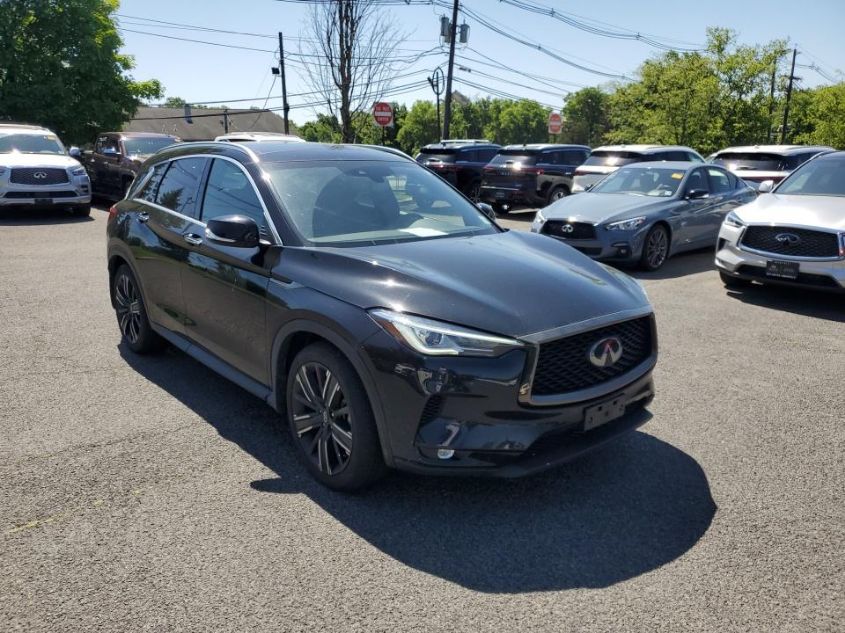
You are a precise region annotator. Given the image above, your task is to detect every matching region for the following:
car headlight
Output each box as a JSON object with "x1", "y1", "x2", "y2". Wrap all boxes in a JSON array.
[
  {"x1": 606, "y1": 216, "x2": 646, "y2": 231},
  {"x1": 724, "y1": 211, "x2": 745, "y2": 228},
  {"x1": 71, "y1": 166, "x2": 87, "y2": 176},
  {"x1": 369, "y1": 309, "x2": 522, "y2": 357}
]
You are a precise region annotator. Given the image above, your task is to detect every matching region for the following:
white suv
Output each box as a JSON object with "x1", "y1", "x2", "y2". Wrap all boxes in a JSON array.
[{"x1": 0, "y1": 124, "x2": 92, "y2": 216}]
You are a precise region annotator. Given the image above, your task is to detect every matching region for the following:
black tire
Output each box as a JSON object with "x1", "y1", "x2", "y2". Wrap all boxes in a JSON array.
[
  {"x1": 547, "y1": 185, "x2": 569, "y2": 205},
  {"x1": 639, "y1": 224, "x2": 670, "y2": 271},
  {"x1": 72, "y1": 204, "x2": 91, "y2": 217},
  {"x1": 286, "y1": 342, "x2": 386, "y2": 491},
  {"x1": 466, "y1": 179, "x2": 482, "y2": 202},
  {"x1": 720, "y1": 271, "x2": 751, "y2": 289},
  {"x1": 113, "y1": 264, "x2": 164, "y2": 354}
]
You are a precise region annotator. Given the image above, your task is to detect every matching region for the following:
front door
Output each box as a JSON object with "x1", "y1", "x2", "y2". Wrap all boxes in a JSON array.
[{"x1": 179, "y1": 157, "x2": 273, "y2": 384}]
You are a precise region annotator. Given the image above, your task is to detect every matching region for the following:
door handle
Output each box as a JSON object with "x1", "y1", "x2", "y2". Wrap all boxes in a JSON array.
[
  {"x1": 138, "y1": 211, "x2": 149, "y2": 223},
  {"x1": 183, "y1": 233, "x2": 203, "y2": 246}
]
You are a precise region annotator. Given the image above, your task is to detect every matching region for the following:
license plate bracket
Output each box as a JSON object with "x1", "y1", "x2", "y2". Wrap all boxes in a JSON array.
[
  {"x1": 766, "y1": 260, "x2": 799, "y2": 280},
  {"x1": 583, "y1": 396, "x2": 627, "y2": 431},
  {"x1": 34, "y1": 198, "x2": 53, "y2": 205}
]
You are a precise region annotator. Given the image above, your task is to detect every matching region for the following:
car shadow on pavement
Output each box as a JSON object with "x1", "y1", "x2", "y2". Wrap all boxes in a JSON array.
[
  {"x1": 725, "y1": 284, "x2": 845, "y2": 322},
  {"x1": 120, "y1": 343, "x2": 716, "y2": 594},
  {"x1": 0, "y1": 208, "x2": 94, "y2": 225},
  {"x1": 628, "y1": 249, "x2": 715, "y2": 280}
]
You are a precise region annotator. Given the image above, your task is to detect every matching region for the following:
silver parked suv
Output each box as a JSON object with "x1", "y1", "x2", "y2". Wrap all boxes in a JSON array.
[
  {"x1": 715, "y1": 151, "x2": 845, "y2": 293},
  {"x1": 0, "y1": 124, "x2": 92, "y2": 216}
]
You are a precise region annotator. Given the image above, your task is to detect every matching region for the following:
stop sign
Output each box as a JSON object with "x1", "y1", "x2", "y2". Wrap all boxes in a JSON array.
[
  {"x1": 548, "y1": 112, "x2": 563, "y2": 135},
  {"x1": 372, "y1": 102, "x2": 393, "y2": 127}
]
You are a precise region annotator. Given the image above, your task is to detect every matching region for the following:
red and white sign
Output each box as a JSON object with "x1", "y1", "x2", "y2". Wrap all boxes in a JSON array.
[
  {"x1": 548, "y1": 112, "x2": 563, "y2": 135},
  {"x1": 372, "y1": 102, "x2": 394, "y2": 127}
]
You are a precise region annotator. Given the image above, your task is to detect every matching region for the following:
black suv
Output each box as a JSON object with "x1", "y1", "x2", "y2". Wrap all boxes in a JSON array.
[
  {"x1": 479, "y1": 144, "x2": 591, "y2": 212},
  {"x1": 108, "y1": 142, "x2": 656, "y2": 490},
  {"x1": 416, "y1": 140, "x2": 500, "y2": 200}
]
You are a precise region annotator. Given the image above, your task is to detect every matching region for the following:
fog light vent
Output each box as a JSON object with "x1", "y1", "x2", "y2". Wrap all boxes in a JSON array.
[{"x1": 436, "y1": 448, "x2": 455, "y2": 460}]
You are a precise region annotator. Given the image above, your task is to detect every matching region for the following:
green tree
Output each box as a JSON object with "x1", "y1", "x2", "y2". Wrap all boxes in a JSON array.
[
  {"x1": 490, "y1": 99, "x2": 549, "y2": 145},
  {"x1": 792, "y1": 83, "x2": 845, "y2": 148},
  {"x1": 396, "y1": 101, "x2": 439, "y2": 155},
  {"x1": 0, "y1": 0, "x2": 163, "y2": 144},
  {"x1": 563, "y1": 88, "x2": 610, "y2": 146},
  {"x1": 299, "y1": 114, "x2": 343, "y2": 143}
]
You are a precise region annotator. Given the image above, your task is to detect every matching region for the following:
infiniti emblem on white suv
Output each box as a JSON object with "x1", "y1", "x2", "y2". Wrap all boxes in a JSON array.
[
  {"x1": 588, "y1": 336, "x2": 624, "y2": 368},
  {"x1": 33, "y1": 171, "x2": 48, "y2": 179},
  {"x1": 561, "y1": 224, "x2": 574, "y2": 233},
  {"x1": 775, "y1": 233, "x2": 800, "y2": 245}
]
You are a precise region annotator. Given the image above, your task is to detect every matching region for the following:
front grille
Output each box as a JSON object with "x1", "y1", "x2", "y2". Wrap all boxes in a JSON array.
[
  {"x1": 9, "y1": 168, "x2": 69, "y2": 185},
  {"x1": 542, "y1": 220, "x2": 596, "y2": 240},
  {"x1": 740, "y1": 226, "x2": 839, "y2": 258},
  {"x1": 531, "y1": 317, "x2": 653, "y2": 396},
  {"x1": 4, "y1": 190, "x2": 77, "y2": 199},
  {"x1": 736, "y1": 265, "x2": 840, "y2": 289}
]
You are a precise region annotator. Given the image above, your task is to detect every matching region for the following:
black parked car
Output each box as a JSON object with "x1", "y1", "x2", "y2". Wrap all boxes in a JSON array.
[
  {"x1": 416, "y1": 140, "x2": 500, "y2": 200},
  {"x1": 107, "y1": 142, "x2": 657, "y2": 490},
  {"x1": 479, "y1": 144, "x2": 591, "y2": 213}
]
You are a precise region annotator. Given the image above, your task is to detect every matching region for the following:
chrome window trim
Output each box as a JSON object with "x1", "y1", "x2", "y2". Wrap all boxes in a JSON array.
[
  {"x1": 517, "y1": 305, "x2": 655, "y2": 407},
  {"x1": 129, "y1": 153, "x2": 282, "y2": 244}
]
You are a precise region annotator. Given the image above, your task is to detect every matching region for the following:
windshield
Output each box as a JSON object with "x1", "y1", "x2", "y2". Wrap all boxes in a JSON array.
[
  {"x1": 712, "y1": 152, "x2": 809, "y2": 172},
  {"x1": 265, "y1": 160, "x2": 498, "y2": 246},
  {"x1": 583, "y1": 151, "x2": 645, "y2": 167},
  {"x1": 0, "y1": 133, "x2": 65, "y2": 155},
  {"x1": 123, "y1": 137, "x2": 177, "y2": 155},
  {"x1": 776, "y1": 155, "x2": 845, "y2": 197},
  {"x1": 487, "y1": 152, "x2": 537, "y2": 167},
  {"x1": 592, "y1": 166, "x2": 686, "y2": 197}
]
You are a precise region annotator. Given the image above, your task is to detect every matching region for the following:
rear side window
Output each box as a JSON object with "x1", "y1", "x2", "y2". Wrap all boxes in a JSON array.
[
  {"x1": 707, "y1": 168, "x2": 732, "y2": 193},
  {"x1": 135, "y1": 163, "x2": 168, "y2": 202},
  {"x1": 155, "y1": 157, "x2": 208, "y2": 218},
  {"x1": 201, "y1": 159, "x2": 268, "y2": 238},
  {"x1": 561, "y1": 150, "x2": 587, "y2": 165},
  {"x1": 583, "y1": 151, "x2": 645, "y2": 167},
  {"x1": 418, "y1": 149, "x2": 457, "y2": 163},
  {"x1": 488, "y1": 152, "x2": 538, "y2": 166},
  {"x1": 478, "y1": 148, "x2": 498, "y2": 162},
  {"x1": 457, "y1": 150, "x2": 478, "y2": 162}
]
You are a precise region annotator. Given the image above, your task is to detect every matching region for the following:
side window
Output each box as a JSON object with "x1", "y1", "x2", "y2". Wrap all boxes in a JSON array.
[
  {"x1": 136, "y1": 163, "x2": 168, "y2": 202},
  {"x1": 687, "y1": 152, "x2": 704, "y2": 163},
  {"x1": 707, "y1": 168, "x2": 732, "y2": 194},
  {"x1": 155, "y1": 157, "x2": 207, "y2": 217},
  {"x1": 540, "y1": 152, "x2": 557, "y2": 165},
  {"x1": 685, "y1": 168, "x2": 709, "y2": 193},
  {"x1": 94, "y1": 136, "x2": 107, "y2": 154},
  {"x1": 201, "y1": 159, "x2": 267, "y2": 236},
  {"x1": 479, "y1": 148, "x2": 497, "y2": 163},
  {"x1": 458, "y1": 150, "x2": 477, "y2": 163},
  {"x1": 102, "y1": 137, "x2": 120, "y2": 155},
  {"x1": 562, "y1": 150, "x2": 582, "y2": 165}
]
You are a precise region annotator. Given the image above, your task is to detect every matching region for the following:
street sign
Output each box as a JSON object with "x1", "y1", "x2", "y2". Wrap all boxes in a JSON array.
[
  {"x1": 373, "y1": 102, "x2": 394, "y2": 127},
  {"x1": 548, "y1": 112, "x2": 563, "y2": 135}
]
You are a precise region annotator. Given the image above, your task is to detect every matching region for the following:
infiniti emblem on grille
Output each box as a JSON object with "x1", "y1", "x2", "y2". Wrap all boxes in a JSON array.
[
  {"x1": 33, "y1": 171, "x2": 48, "y2": 179},
  {"x1": 588, "y1": 337, "x2": 624, "y2": 368},
  {"x1": 775, "y1": 232, "x2": 800, "y2": 246},
  {"x1": 561, "y1": 224, "x2": 574, "y2": 233}
]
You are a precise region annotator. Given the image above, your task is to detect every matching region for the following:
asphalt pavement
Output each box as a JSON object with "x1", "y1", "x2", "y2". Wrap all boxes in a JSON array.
[{"x1": 1, "y1": 205, "x2": 843, "y2": 632}]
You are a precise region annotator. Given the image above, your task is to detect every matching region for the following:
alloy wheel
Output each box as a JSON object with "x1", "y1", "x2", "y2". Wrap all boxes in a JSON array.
[
  {"x1": 114, "y1": 272, "x2": 143, "y2": 344},
  {"x1": 291, "y1": 362, "x2": 353, "y2": 475},
  {"x1": 551, "y1": 188, "x2": 567, "y2": 202},
  {"x1": 646, "y1": 228, "x2": 668, "y2": 269}
]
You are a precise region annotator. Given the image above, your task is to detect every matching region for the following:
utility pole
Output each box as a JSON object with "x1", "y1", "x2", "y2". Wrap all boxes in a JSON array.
[
  {"x1": 442, "y1": 0, "x2": 459, "y2": 140},
  {"x1": 428, "y1": 67, "x2": 445, "y2": 139},
  {"x1": 767, "y1": 59, "x2": 778, "y2": 142},
  {"x1": 781, "y1": 48, "x2": 797, "y2": 144},
  {"x1": 278, "y1": 32, "x2": 290, "y2": 134},
  {"x1": 223, "y1": 108, "x2": 230, "y2": 134}
]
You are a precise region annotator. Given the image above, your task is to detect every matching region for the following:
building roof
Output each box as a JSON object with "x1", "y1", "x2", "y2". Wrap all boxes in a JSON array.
[{"x1": 123, "y1": 107, "x2": 293, "y2": 141}]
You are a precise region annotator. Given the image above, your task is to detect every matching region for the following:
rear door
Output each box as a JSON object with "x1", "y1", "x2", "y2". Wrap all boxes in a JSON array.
[
  {"x1": 179, "y1": 157, "x2": 273, "y2": 384},
  {"x1": 131, "y1": 157, "x2": 208, "y2": 335}
]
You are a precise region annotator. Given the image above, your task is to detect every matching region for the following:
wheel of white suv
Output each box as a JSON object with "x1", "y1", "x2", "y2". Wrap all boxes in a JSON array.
[{"x1": 286, "y1": 342, "x2": 386, "y2": 491}]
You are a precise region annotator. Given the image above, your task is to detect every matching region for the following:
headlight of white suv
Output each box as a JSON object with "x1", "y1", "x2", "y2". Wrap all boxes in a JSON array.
[
  {"x1": 370, "y1": 309, "x2": 522, "y2": 357},
  {"x1": 724, "y1": 211, "x2": 745, "y2": 228},
  {"x1": 70, "y1": 166, "x2": 87, "y2": 177},
  {"x1": 606, "y1": 216, "x2": 646, "y2": 231}
]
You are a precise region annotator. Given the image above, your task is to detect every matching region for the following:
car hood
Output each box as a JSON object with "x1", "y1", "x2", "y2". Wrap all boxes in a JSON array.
[
  {"x1": 0, "y1": 153, "x2": 81, "y2": 169},
  {"x1": 544, "y1": 192, "x2": 678, "y2": 225},
  {"x1": 276, "y1": 230, "x2": 649, "y2": 338},
  {"x1": 735, "y1": 193, "x2": 845, "y2": 231}
]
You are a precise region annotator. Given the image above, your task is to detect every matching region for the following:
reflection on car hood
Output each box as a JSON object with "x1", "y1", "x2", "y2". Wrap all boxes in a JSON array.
[
  {"x1": 277, "y1": 230, "x2": 649, "y2": 338},
  {"x1": 0, "y1": 153, "x2": 80, "y2": 169},
  {"x1": 735, "y1": 193, "x2": 845, "y2": 231},
  {"x1": 543, "y1": 192, "x2": 680, "y2": 224}
]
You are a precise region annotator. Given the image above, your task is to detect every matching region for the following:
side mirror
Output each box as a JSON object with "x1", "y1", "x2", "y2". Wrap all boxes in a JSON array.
[
  {"x1": 476, "y1": 202, "x2": 497, "y2": 221},
  {"x1": 68, "y1": 146, "x2": 81, "y2": 158},
  {"x1": 584, "y1": 183, "x2": 595, "y2": 192},
  {"x1": 686, "y1": 189, "x2": 709, "y2": 200},
  {"x1": 206, "y1": 215, "x2": 260, "y2": 248},
  {"x1": 757, "y1": 180, "x2": 774, "y2": 194}
]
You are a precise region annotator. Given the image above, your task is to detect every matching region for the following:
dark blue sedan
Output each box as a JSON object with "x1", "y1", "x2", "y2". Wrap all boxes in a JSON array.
[{"x1": 531, "y1": 162, "x2": 756, "y2": 270}]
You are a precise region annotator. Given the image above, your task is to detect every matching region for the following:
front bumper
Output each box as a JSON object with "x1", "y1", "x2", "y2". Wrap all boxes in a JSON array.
[
  {"x1": 361, "y1": 326, "x2": 656, "y2": 476},
  {"x1": 0, "y1": 178, "x2": 91, "y2": 207},
  {"x1": 715, "y1": 223, "x2": 845, "y2": 292},
  {"x1": 531, "y1": 219, "x2": 647, "y2": 263}
]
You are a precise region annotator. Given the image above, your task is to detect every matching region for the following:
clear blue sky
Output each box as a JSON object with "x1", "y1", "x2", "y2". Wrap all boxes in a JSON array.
[{"x1": 118, "y1": 0, "x2": 845, "y2": 127}]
